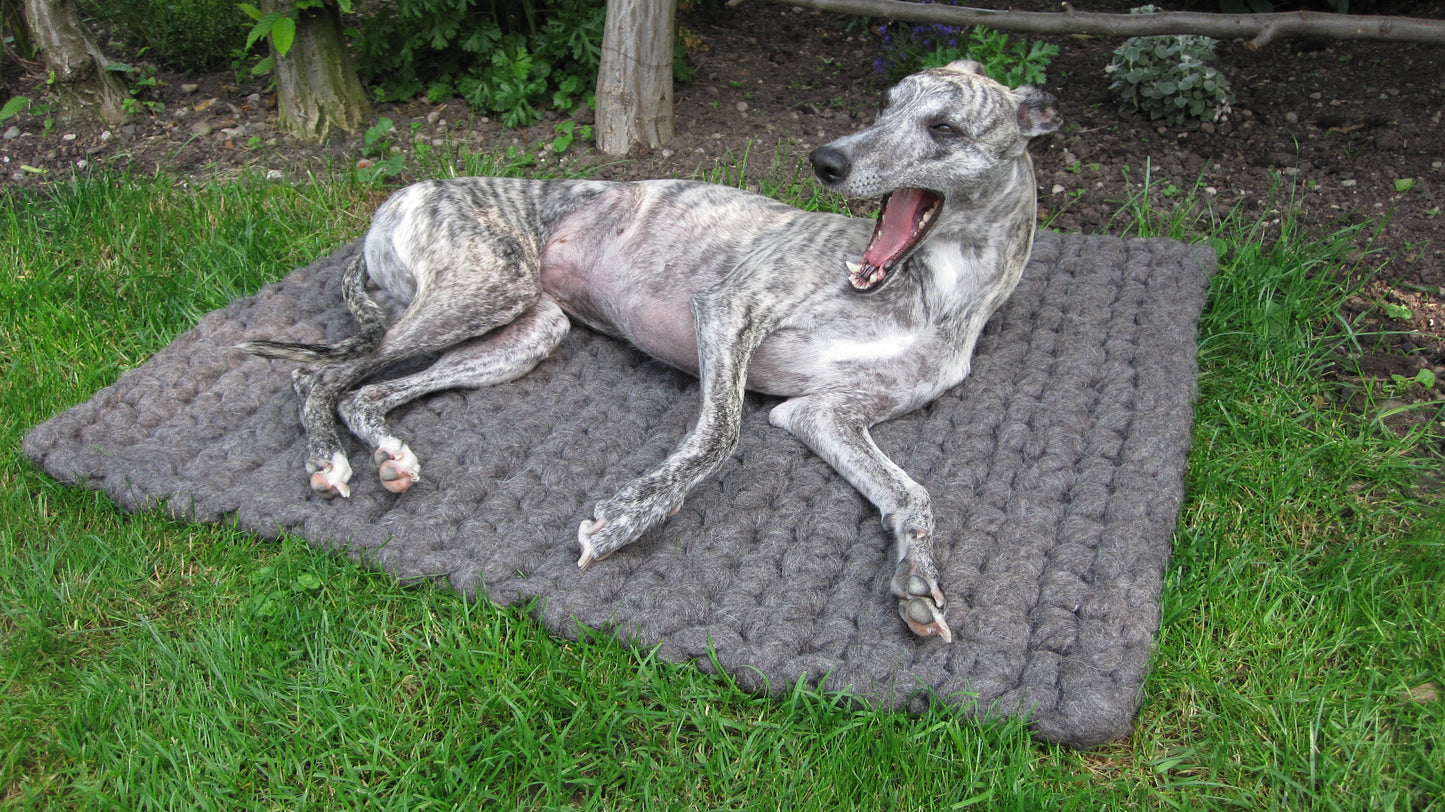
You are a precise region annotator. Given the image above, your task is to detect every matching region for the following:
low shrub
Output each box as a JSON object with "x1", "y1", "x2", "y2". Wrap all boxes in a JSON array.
[
  {"x1": 1105, "y1": 5, "x2": 1233, "y2": 126},
  {"x1": 350, "y1": 0, "x2": 604, "y2": 128},
  {"x1": 874, "y1": 19, "x2": 1057, "y2": 88},
  {"x1": 80, "y1": 0, "x2": 249, "y2": 74}
]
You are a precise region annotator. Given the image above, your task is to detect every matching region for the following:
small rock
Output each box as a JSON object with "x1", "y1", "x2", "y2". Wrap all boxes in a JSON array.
[
  {"x1": 1285, "y1": 111, "x2": 1299, "y2": 124},
  {"x1": 2, "y1": 126, "x2": 19, "y2": 140},
  {"x1": 100, "y1": 130, "x2": 113, "y2": 142},
  {"x1": 266, "y1": 169, "x2": 284, "y2": 181},
  {"x1": 62, "y1": 133, "x2": 77, "y2": 142},
  {"x1": 736, "y1": 101, "x2": 749, "y2": 113},
  {"x1": 76, "y1": 159, "x2": 88, "y2": 170},
  {"x1": 247, "y1": 93, "x2": 262, "y2": 104},
  {"x1": 1200, "y1": 122, "x2": 1216, "y2": 135},
  {"x1": 190, "y1": 122, "x2": 213, "y2": 137},
  {"x1": 426, "y1": 110, "x2": 441, "y2": 126},
  {"x1": 1051, "y1": 184, "x2": 1065, "y2": 195},
  {"x1": 661, "y1": 148, "x2": 675, "y2": 158},
  {"x1": 1341, "y1": 179, "x2": 1357, "y2": 187},
  {"x1": 121, "y1": 125, "x2": 139, "y2": 136},
  {"x1": 180, "y1": 83, "x2": 199, "y2": 94}
]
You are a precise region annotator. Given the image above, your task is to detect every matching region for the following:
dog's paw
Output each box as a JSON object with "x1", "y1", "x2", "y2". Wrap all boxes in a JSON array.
[
  {"x1": 306, "y1": 451, "x2": 353, "y2": 499},
  {"x1": 576, "y1": 496, "x2": 681, "y2": 569},
  {"x1": 372, "y1": 437, "x2": 420, "y2": 494},
  {"x1": 891, "y1": 558, "x2": 952, "y2": 642}
]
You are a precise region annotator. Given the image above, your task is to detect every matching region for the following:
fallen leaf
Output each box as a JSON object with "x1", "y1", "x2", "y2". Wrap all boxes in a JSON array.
[{"x1": 1406, "y1": 682, "x2": 1438, "y2": 703}]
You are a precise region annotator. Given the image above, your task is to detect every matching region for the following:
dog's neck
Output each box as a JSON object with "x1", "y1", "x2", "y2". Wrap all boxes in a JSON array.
[{"x1": 911, "y1": 155, "x2": 1039, "y2": 321}]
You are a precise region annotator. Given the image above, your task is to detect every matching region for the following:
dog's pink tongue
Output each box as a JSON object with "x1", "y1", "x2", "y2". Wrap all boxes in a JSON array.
[{"x1": 863, "y1": 188, "x2": 933, "y2": 268}]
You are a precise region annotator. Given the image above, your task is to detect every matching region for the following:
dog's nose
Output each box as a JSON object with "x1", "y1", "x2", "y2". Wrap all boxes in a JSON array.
[{"x1": 809, "y1": 146, "x2": 850, "y2": 185}]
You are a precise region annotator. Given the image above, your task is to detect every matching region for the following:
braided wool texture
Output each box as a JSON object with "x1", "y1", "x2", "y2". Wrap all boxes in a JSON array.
[{"x1": 24, "y1": 231, "x2": 1215, "y2": 747}]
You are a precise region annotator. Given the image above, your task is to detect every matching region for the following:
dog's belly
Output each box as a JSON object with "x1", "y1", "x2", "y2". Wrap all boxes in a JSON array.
[{"x1": 539, "y1": 181, "x2": 796, "y2": 374}]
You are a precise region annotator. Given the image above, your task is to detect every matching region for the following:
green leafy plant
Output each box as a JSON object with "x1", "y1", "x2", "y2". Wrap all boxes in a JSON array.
[
  {"x1": 0, "y1": 95, "x2": 29, "y2": 122},
  {"x1": 549, "y1": 119, "x2": 592, "y2": 153},
  {"x1": 350, "y1": 0, "x2": 604, "y2": 128},
  {"x1": 108, "y1": 59, "x2": 166, "y2": 115},
  {"x1": 238, "y1": 0, "x2": 353, "y2": 76},
  {"x1": 355, "y1": 116, "x2": 405, "y2": 184},
  {"x1": 876, "y1": 22, "x2": 1057, "y2": 88},
  {"x1": 1388, "y1": 368, "x2": 1437, "y2": 394},
  {"x1": 1106, "y1": 6, "x2": 1234, "y2": 126},
  {"x1": 1380, "y1": 301, "x2": 1412, "y2": 320}
]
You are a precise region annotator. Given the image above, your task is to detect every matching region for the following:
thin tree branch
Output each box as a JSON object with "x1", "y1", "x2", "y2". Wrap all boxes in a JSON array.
[{"x1": 732, "y1": 0, "x2": 1445, "y2": 49}]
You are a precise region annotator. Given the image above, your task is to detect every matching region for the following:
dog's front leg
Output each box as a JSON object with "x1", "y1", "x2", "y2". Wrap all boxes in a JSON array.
[
  {"x1": 768, "y1": 393, "x2": 952, "y2": 642},
  {"x1": 577, "y1": 296, "x2": 767, "y2": 568}
]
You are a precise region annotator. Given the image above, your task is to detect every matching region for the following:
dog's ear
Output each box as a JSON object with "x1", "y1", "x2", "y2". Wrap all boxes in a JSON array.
[
  {"x1": 939, "y1": 60, "x2": 986, "y2": 77},
  {"x1": 1013, "y1": 86, "x2": 1062, "y2": 137}
]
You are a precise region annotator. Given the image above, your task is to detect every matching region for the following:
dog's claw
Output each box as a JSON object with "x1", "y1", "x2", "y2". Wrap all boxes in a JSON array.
[
  {"x1": 892, "y1": 558, "x2": 951, "y2": 642},
  {"x1": 372, "y1": 438, "x2": 419, "y2": 494},
  {"x1": 577, "y1": 517, "x2": 607, "y2": 568}
]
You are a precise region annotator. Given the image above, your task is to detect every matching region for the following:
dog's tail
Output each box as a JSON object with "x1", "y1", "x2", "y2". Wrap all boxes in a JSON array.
[{"x1": 237, "y1": 254, "x2": 390, "y2": 363}]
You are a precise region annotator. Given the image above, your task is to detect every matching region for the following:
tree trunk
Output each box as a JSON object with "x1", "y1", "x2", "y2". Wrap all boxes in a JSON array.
[
  {"x1": 596, "y1": 0, "x2": 676, "y2": 155},
  {"x1": 265, "y1": 0, "x2": 371, "y2": 142},
  {"x1": 21, "y1": 0, "x2": 126, "y2": 123}
]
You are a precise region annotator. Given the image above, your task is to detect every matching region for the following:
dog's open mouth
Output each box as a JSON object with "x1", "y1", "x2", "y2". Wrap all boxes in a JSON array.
[{"x1": 847, "y1": 188, "x2": 944, "y2": 293}]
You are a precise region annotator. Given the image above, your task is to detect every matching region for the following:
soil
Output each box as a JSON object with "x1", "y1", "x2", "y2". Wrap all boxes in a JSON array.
[{"x1": 3, "y1": 0, "x2": 1443, "y2": 421}]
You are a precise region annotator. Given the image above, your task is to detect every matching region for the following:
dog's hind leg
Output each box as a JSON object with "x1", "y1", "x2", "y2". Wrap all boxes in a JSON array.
[
  {"x1": 768, "y1": 393, "x2": 952, "y2": 643},
  {"x1": 289, "y1": 209, "x2": 543, "y2": 497},
  {"x1": 337, "y1": 297, "x2": 571, "y2": 492}
]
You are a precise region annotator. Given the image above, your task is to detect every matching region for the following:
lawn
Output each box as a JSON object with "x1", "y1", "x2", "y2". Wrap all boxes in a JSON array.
[{"x1": 2, "y1": 158, "x2": 1441, "y2": 810}]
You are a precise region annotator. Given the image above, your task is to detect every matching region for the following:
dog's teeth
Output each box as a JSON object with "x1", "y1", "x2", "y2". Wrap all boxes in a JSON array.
[
  {"x1": 919, "y1": 208, "x2": 934, "y2": 227},
  {"x1": 845, "y1": 261, "x2": 864, "y2": 274}
]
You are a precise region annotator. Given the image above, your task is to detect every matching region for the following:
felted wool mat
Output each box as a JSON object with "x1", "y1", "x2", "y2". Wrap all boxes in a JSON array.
[{"x1": 24, "y1": 231, "x2": 1216, "y2": 748}]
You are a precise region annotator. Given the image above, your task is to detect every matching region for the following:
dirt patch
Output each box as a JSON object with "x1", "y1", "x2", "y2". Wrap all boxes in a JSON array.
[{"x1": 3, "y1": 0, "x2": 1443, "y2": 412}]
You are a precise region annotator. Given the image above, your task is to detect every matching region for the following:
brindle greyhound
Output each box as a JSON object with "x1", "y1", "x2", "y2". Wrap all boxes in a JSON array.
[{"x1": 239, "y1": 60, "x2": 1061, "y2": 641}]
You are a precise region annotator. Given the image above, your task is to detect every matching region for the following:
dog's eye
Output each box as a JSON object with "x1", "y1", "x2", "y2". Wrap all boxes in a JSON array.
[{"x1": 930, "y1": 122, "x2": 960, "y2": 137}]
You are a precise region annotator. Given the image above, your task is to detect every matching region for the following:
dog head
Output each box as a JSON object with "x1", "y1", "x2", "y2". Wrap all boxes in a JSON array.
[{"x1": 809, "y1": 61, "x2": 1061, "y2": 292}]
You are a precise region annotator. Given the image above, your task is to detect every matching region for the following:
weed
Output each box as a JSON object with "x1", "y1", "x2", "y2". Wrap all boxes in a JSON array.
[
  {"x1": 0, "y1": 95, "x2": 29, "y2": 121},
  {"x1": 1388, "y1": 368, "x2": 1437, "y2": 395},
  {"x1": 108, "y1": 58, "x2": 166, "y2": 115},
  {"x1": 549, "y1": 119, "x2": 592, "y2": 154},
  {"x1": 351, "y1": 116, "x2": 406, "y2": 184}
]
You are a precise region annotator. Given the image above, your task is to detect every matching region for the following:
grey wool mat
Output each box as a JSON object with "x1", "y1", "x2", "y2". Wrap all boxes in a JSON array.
[{"x1": 24, "y1": 231, "x2": 1215, "y2": 748}]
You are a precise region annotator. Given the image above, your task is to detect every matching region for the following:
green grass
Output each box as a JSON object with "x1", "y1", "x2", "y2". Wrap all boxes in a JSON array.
[{"x1": 2, "y1": 162, "x2": 1442, "y2": 810}]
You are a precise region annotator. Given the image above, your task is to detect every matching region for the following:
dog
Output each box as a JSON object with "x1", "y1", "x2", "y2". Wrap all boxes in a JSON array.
[{"x1": 238, "y1": 61, "x2": 1060, "y2": 642}]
